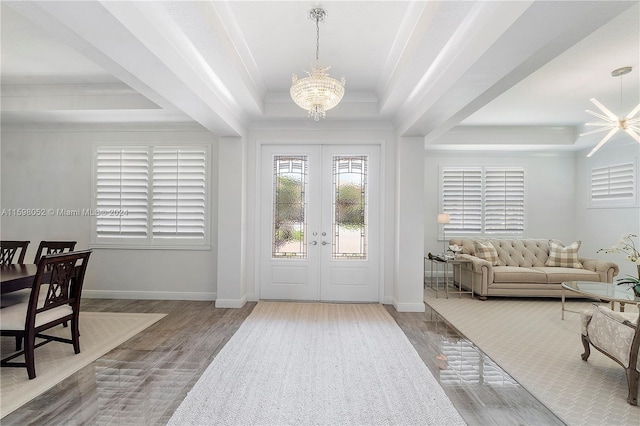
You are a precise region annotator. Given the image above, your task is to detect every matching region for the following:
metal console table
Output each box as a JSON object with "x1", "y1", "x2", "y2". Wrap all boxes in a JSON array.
[{"x1": 425, "y1": 255, "x2": 474, "y2": 299}]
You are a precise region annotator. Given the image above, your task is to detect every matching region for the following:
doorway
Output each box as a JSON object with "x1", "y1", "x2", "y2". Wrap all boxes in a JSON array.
[{"x1": 260, "y1": 144, "x2": 380, "y2": 302}]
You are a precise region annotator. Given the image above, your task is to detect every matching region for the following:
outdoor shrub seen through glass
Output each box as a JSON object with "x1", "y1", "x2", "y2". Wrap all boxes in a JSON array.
[{"x1": 271, "y1": 155, "x2": 367, "y2": 260}]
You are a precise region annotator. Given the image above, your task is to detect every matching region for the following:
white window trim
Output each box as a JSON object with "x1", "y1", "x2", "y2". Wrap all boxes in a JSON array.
[
  {"x1": 439, "y1": 166, "x2": 526, "y2": 238},
  {"x1": 588, "y1": 157, "x2": 638, "y2": 209},
  {"x1": 90, "y1": 143, "x2": 211, "y2": 250}
]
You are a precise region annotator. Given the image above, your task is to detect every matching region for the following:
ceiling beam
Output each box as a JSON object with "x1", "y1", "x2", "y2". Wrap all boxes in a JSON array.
[
  {"x1": 395, "y1": 0, "x2": 637, "y2": 142},
  {"x1": 5, "y1": 0, "x2": 250, "y2": 136}
]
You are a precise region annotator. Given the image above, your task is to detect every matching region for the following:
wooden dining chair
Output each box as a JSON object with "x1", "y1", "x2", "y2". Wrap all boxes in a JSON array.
[
  {"x1": 31, "y1": 241, "x2": 78, "y2": 332},
  {"x1": 0, "y1": 249, "x2": 92, "y2": 379},
  {"x1": 33, "y1": 241, "x2": 77, "y2": 264},
  {"x1": 0, "y1": 241, "x2": 30, "y2": 265}
]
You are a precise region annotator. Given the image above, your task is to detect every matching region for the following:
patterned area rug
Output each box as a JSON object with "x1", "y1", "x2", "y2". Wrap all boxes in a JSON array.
[
  {"x1": 0, "y1": 311, "x2": 165, "y2": 417},
  {"x1": 169, "y1": 301, "x2": 465, "y2": 425},
  {"x1": 425, "y1": 292, "x2": 640, "y2": 425}
]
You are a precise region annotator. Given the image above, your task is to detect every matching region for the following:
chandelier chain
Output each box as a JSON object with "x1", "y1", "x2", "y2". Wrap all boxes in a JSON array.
[
  {"x1": 315, "y1": 14, "x2": 320, "y2": 61},
  {"x1": 620, "y1": 72, "x2": 623, "y2": 113}
]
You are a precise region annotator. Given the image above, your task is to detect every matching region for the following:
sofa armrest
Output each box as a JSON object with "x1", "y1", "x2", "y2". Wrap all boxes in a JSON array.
[
  {"x1": 458, "y1": 253, "x2": 491, "y2": 273},
  {"x1": 580, "y1": 258, "x2": 619, "y2": 282},
  {"x1": 457, "y1": 254, "x2": 493, "y2": 296}
]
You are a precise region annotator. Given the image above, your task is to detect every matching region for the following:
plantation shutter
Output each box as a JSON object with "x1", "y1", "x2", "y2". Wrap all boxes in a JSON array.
[
  {"x1": 442, "y1": 168, "x2": 482, "y2": 234},
  {"x1": 95, "y1": 147, "x2": 149, "y2": 238},
  {"x1": 152, "y1": 148, "x2": 207, "y2": 240},
  {"x1": 591, "y1": 162, "x2": 635, "y2": 202},
  {"x1": 484, "y1": 169, "x2": 524, "y2": 234}
]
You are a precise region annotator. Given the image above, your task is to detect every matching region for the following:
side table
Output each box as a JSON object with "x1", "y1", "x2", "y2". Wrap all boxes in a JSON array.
[{"x1": 425, "y1": 255, "x2": 474, "y2": 299}]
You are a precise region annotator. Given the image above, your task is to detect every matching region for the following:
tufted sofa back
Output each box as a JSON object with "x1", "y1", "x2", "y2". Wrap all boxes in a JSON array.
[{"x1": 449, "y1": 238, "x2": 551, "y2": 267}]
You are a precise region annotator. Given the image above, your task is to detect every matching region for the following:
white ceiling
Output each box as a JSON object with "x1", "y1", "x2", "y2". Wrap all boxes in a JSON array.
[{"x1": 1, "y1": 0, "x2": 639, "y2": 152}]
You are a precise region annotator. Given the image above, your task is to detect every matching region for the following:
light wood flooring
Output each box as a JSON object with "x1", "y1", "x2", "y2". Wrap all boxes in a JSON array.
[{"x1": 2, "y1": 298, "x2": 564, "y2": 425}]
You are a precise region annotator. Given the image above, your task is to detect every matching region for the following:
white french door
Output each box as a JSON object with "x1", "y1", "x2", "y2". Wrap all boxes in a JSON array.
[{"x1": 260, "y1": 144, "x2": 380, "y2": 302}]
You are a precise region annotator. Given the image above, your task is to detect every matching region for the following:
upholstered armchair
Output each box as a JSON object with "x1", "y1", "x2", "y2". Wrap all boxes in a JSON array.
[{"x1": 581, "y1": 303, "x2": 640, "y2": 405}]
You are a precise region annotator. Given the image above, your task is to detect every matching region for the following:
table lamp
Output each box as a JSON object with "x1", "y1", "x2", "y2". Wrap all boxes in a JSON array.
[{"x1": 437, "y1": 213, "x2": 450, "y2": 255}]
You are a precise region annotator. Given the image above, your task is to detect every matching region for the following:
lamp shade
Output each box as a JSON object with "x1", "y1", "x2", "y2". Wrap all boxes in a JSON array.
[{"x1": 437, "y1": 213, "x2": 450, "y2": 224}]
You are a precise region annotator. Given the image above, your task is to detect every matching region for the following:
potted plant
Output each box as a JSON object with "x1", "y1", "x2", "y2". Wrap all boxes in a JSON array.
[{"x1": 598, "y1": 234, "x2": 640, "y2": 297}]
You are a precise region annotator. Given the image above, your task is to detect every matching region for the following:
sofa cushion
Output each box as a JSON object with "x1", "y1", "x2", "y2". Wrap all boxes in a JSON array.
[
  {"x1": 532, "y1": 267, "x2": 600, "y2": 283},
  {"x1": 546, "y1": 240, "x2": 583, "y2": 268},
  {"x1": 473, "y1": 240, "x2": 500, "y2": 266},
  {"x1": 492, "y1": 266, "x2": 548, "y2": 283}
]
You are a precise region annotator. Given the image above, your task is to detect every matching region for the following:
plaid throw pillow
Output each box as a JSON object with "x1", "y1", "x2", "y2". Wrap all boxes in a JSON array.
[
  {"x1": 546, "y1": 240, "x2": 583, "y2": 268},
  {"x1": 473, "y1": 240, "x2": 500, "y2": 266}
]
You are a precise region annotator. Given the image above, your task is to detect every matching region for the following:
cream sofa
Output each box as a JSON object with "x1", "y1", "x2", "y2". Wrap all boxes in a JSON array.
[{"x1": 449, "y1": 238, "x2": 619, "y2": 299}]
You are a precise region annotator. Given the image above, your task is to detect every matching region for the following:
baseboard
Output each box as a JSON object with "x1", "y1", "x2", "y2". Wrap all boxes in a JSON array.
[
  {"x1": 83, "y1": 290, "x2": 216, "y2": 301},
  {"x1": 393, "y1": 299, "x2": 426, "y2": 312},
  {"x1": 215, "y1": 296, "x2": 248, "y2": 308}
]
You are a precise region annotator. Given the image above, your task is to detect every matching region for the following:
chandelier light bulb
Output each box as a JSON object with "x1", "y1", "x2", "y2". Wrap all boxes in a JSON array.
[{"x1": 290, "y1": 8, "x2": 345, "y2": 120}]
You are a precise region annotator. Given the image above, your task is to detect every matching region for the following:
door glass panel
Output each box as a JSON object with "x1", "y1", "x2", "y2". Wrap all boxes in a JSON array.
[
  {"x1": 332, "y1": 155, "x2": 367, "y2": 260},
  {"x1": 272, "y1": 156, "x2": 307, "y2": 259}
]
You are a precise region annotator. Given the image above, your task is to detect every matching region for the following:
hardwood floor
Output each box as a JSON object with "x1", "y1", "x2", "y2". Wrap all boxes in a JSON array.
[{"x1": 2, "y1": 299, "x2": 564, "y2": 425}]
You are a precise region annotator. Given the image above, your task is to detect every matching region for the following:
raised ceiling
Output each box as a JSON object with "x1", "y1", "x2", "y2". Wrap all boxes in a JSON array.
[{"x1": 1, "y1": 1, "x2": 639, "y2": 152}]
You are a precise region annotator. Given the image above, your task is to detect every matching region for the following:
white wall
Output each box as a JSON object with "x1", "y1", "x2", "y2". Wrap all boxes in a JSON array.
[
  {"x1": 575, "y1": 138, "x2": 640, "y2": 280},
  {"x1": 0, "y1": 126, "x2": 219, "y2": 300},
  {"x1": 8, "y1": 123, "x2": 633, "y2": 305},
  {"x1": 424, "y1": 150, "x2": 578, "y2": 254},
  {"x1": 1, "y1": 121, "x2": 409, "y2": 307}
]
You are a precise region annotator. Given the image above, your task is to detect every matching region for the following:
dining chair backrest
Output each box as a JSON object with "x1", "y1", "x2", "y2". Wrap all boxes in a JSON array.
[
  {"x1": 28, "y1": 249, "x2": 91, "y2": 320},
  {"x1": 0, "y1": 241, "x2": 30, "y2": 265},
  {"x1": 33, "y1": 240, "x2": 77, "y2": 264}
]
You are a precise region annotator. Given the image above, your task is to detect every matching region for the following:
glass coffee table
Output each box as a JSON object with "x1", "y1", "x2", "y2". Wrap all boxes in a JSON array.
[{"x1": 561, "y1": 281, "x2": 640, "y2": 319}]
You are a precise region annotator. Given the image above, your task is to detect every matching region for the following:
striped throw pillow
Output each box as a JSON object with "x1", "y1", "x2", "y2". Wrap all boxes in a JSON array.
[
  {"x1": 473, "y1": 240, "x2": 500, "y2": 266},
  {"x1": 546, "y1": 240, "x2": 583, "y2": 268}
]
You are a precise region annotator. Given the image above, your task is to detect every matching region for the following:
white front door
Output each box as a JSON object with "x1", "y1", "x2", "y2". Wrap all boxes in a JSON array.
[{"x1": 260, "y1": 144, "x2": 380, "y2": 302}]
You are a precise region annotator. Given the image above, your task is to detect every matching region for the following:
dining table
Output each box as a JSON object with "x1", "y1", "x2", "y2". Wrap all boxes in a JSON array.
[{"x1": 1, "y1": 264, "x2": 39, "y2": 294}]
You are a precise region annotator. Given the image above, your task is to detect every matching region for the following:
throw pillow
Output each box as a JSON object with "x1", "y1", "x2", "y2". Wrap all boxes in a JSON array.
[
  {"x1": 546, "y1": 240, "x2": 584, "y2": 268},
  {"x1": 473, "y1": 240, "x2": 500, "y2": 266}
]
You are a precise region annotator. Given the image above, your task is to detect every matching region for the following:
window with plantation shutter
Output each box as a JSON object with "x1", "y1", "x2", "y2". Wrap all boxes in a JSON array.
[
  {"x1": 92, "y1": 145, "x2": 210, "y2": 248},
  {"x1": 442, "y1": 169, "x2": 482, "y2": 234},
  {"x1": 441, "y1": 167, "x2": 525, "y2": 237},
  {"x1": 95, "y1": 147, "x2": 149, "y2": 239},
  {"x1": 484, "y1": 169, "x2": 524, "y2": 234},
  {"x1": 590, "y1": 160, "x2": 637, "y2": 208},
  {"x1": 152, "y1": 148, "x2": 206, "y2": 240}
]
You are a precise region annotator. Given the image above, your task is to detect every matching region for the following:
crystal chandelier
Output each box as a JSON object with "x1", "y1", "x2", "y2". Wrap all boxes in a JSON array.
[
  {"x1": 582, "y1": 66, "x2": 640, "y2": 157},
  {"x1": 290, "y1": 8, "x2": 345, "y2": 121}
]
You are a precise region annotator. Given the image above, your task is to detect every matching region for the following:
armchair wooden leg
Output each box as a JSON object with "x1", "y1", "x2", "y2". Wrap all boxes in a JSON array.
[
  {"x1": 15, "y1": 336, "x2": 23, "y2": 351},
  {"x1": 626, "y1": 368, "x2": 639, "y2": 406},
  {"x1": 581, "y1": 334, "x2": 591, "y2": 361}
]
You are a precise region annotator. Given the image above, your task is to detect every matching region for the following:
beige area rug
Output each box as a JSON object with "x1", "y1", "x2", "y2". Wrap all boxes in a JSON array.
[
  {"x1": 169, "y1": 301, "x2": 466, "y2": 425},
  {"x1": 0, "y1": 311, "x2": 165, "y2": 417},
  {"x1": 425, "y1": 291, "x2": 640, "y2": 426}
]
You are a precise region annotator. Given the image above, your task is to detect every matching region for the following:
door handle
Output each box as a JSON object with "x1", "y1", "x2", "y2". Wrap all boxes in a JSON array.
[
  {"x1": 309, "y1": 241, "x2": 318, "y2": 245},
  {"x1": 321, "y1": 241, "x2": 329, "y2": 245}
]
